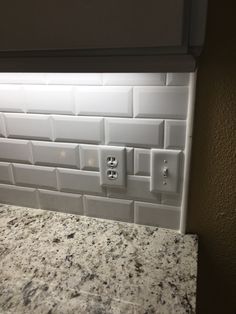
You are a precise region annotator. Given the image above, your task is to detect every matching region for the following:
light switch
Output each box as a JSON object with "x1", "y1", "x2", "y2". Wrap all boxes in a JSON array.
[{"x1": 150, "y1": 149, "x2": 181, "y2": 193}]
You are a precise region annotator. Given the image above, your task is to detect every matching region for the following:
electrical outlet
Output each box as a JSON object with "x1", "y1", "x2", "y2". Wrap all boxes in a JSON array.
[
  {"x1": 150, "y1": 149, "x2": 181, "y2": 193},
  {"x1": 99, "y1": 146, "x2": 126, "y2": 187}
]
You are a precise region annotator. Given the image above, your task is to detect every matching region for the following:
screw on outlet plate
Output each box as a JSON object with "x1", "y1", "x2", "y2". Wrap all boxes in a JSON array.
[
  {"x1": 107, "y1": 156, "x2": 118, "y2": 168},
  {"x1": 107, "y1": 169, "x2": 118, "y2": 180}
]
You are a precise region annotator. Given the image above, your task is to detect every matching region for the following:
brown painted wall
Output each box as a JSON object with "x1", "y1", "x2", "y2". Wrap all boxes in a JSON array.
[{"x1": 187, "y1": 1, "x2": 236, "y2": 313}]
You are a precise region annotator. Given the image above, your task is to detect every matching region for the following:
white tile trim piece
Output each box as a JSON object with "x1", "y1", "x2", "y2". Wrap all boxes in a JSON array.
[{"x1": 180, "y1": 72, "x2": 197, "y2": 234}]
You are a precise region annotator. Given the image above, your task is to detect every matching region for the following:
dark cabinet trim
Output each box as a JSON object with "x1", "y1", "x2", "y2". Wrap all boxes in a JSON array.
[{"x1": 0, "y1": 54, "x2": 196, "y2": 73}]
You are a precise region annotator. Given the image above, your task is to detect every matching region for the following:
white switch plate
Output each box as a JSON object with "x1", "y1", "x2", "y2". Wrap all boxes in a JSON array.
[
  {"x1": 99, "y1": 146, "x2": 126, "y2": 187},
  {"x1": 150, "y1": 149, "x2": 181, "y2": 194}
]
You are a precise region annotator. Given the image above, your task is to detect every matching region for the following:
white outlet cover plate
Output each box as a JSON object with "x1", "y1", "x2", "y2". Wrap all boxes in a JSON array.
[
  {"x1": 99, "y1": 146, "x2": 126, "y2": 187},
  {"x1": 150, "y1": 149, "x2": 181, "y2": 194}
]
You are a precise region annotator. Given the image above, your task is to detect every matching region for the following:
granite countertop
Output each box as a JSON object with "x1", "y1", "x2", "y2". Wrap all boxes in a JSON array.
[{"x1": 0, "y1": 204, "x2": 197, "y2": 314}]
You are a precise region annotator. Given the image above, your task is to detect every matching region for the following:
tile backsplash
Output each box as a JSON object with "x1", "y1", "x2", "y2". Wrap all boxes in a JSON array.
[{"x1": 0, "y1": 73, "x2": 196, "y2": 231}]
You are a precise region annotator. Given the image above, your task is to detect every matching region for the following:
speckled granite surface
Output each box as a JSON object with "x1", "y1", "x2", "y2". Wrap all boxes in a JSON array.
[{"x1": 0, "y1": 204, "x2": 198, "y2": 314}]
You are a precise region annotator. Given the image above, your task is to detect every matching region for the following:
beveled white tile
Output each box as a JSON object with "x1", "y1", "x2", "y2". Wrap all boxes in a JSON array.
[
  {"x1": 84, "y1": 195, "x2": 134, "y2": 222},
  {"x1": 0, "y1": 138, "x2": 32, "y2": 164},
  {"x1": 0, "y1": 85, "x2": 25, "y2": 112},
  {"x1": 52, "y1": 115, "x2": 104, "y2": 144},
  {"x1": 134, "y1": 86, "x2": 188, "y2": 119},
  {"x1": 108, "y1": 175, "x2": 161, "y2": 203},
  {"x1": 0, "y1": 162, "x2": 14, "y2": 184},
  {"x1": 80, "y1": 144, "x2": 99, "y2": 171},
  {"x1": 46, "y1": 73, "x2": 102, "y2": 85},
  {"x1": 105, "y1": 118, "x2": 164, "y2": 148},
  {"x1": 134, "y1": 149, "x2": 150, "y2": 176},
  {"x1": 32, "y1": 141, "x2": 80, "y2": 168},
  {"x1": 25, "y1": 85, "x2": 74, "y2": 115},
  {"x1": 102, "y1": 73, "x2": 166, "y2": 86},
  {"x1": 38, "y1": 189, "x2": 83, "y2": 215},
  {"x1": 58, "y1": 168, "x2": 105, "y2": 195},
  {"x1": 134, "y1": 201, "x2": 180, "y2": 230},
  {"x1": 0, "y1": 184, "x2": 39, "y2": 208},
  {"x1": 4, "y1": 113, "x2": 52, "y2": 141},
  {"x1": 13, "y1": 164, "x2": 57, "y2": 190},
  {"x1": 0, "y1": 113, "x2": 6, "y2": 137},
  {"x1": 164, "y1": 120, "x2": 186, "y2": 149},
  {"x1": 161, "y1": 193, "x2": 182, "y2": 206},
  {"x1": 166, "y1": 73, "x2": 190, "y2": 86},
  {"x1": 75, "y1": 86, "x2": 132, "y2": 117}
]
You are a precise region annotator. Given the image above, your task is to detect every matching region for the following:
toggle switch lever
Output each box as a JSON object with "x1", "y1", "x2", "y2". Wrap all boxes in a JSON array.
[{"x1": 163, "y1": 166, "x2": 168, "y2": 178}]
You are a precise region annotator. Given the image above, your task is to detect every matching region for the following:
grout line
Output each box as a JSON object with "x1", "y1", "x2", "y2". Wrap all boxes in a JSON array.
[
  {"x1": 1, "y1": 113, "x2": 7, "y2": 138},
  {"x1": 49, "y1": 115, "x2": 55, "y2": 141},
  {"x1": 36, "y1": 189, "x2": 41, "y2": 209},
  {"x1": 28, "y1": 141, "x2": 34, "y2": 165},
  {"x1": 9, "y1": 163, "x2": 15, "y2": 185},
  {"x1": 55, "y1": 168, "x2": 60, "y2": 191}
]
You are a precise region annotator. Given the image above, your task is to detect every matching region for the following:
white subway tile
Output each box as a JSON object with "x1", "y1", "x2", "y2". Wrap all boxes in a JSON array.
[
  {"x1": 38, "y1": 189, "x2": 83, "y2": 215},
  {"x1": 0, "y1": 162, "x2": 14, "y2": 184},
  {"x1": 58, "y1": 168, "x2": 105, "y2": 195},
  {"x1": 164, "y1": 120, "x2": 186, "y2": 149},
  {"x1": 84, "y1": 195, "x2": 133, "y2": 222},
  {"x1": 134, "y1": 201, "x2": 180, "y2": 230},
  {"x1": 0, "y1": 138, "x2": 32, "y2": 164},
  {"x1": 0, "y1": 85, "x2": 25, "y2": 112},
  {"x1": 126, "y1": 147, "x2": 134, "y2": 175},
  {"x1": 161, "y1": 193, "x2": 182, "y2": 206},
  {"x1": 52, "y1": 116, "x2": 104, "y2": 144},
  {"x1": 46, "y1": 73, "x2": 102, "y2": 85},
  {"x1": 32, "y1": 141, "x2": 80, "y2": 168},
  {"x1": 134, "y1": 87, "x2": 188, "y2": 119},
  {"x1": 108, "y1": 175, "x2": 161, "y2": 203},
  {"x1": 0, "y1": 114, "x2": 6, "y2": 137},
  {"x1": 25, "y1": 85, "x2": 74, "y2": 115},
  {"x1": 75, "y1": 86, "x2": 132, "y2": 117},
  {"x1": 13, "y1": 164, "x2": 57, "y2": 190},
  {"x1": 102, "y1": 73, "x2": 166, "y2": 86},
  {"x1": 166, "y1": 73, "x2": 190, "y2": 86},
  {"x1": 134, "y1": 149, "x2": 150, "y2": 176},
  {"x1": 4, "y1": 113, "x2": 52, "y2": 141},
  {"x1": 0, "y1": 73, "x2": 47, "y2": 84},
  {"x1": 80, "y1": 145, "x2": 99, "y2": 171},
  {"x1": 105, "y1": 118, "x2": 163, "y2": 148},
  {"x1": 0, "y1": 184, "x2": 39, "y2": 208}
]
